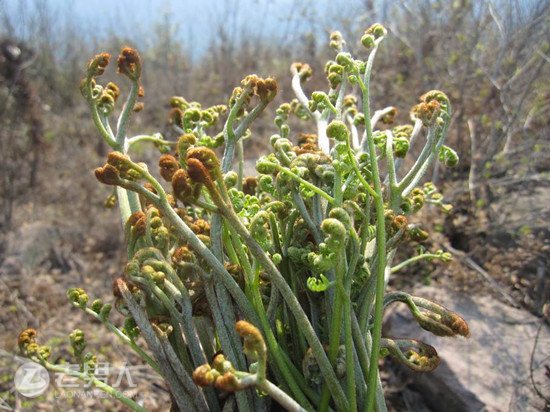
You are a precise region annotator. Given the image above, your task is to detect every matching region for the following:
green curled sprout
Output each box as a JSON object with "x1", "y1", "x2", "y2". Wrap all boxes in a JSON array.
[
  {"x1": 326, "y1": 120, "x2": 350, "y2": 142},
  {"x1": 307, "y1": 274, "x2": 332, "y2": 292},
  {"x1": 321, "y1": 218, "x2": 347, "y2": 250},
  {"x1": 439, "y1": 145, "x2": 459, "y2": 167}
]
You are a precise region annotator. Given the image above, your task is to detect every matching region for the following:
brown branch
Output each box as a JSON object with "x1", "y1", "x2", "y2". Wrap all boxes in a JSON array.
[{"x1": 444, "y1": 243, "x2": 519, "y2": 308}]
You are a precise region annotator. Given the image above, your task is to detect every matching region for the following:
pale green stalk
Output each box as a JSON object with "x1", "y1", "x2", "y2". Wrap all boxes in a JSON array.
[
  {"x1": 390, "y1": 253, "x2": 447, "y2": 273},
  {"x1": 274, "y1": 163, "x2": 335, "y2": 204},
  {"x1": 116, "y1": 79, "x2": 139, "y2": 145},
  {"x1": 399, "y1": 121, "x2": 450, "y2": 197},
  {"x1": 218, "y1": 204, "x2": 349, "y2": 411},
  {"x1": 385, "y1": 131, "x2": 399, "y2": 207},
  {"x1": 117, "y1": 280, "x2": 198, "y2": 411},
  {"x1": 318, "y1": 250, "x2": 347, "y2": 412},
  {"x1": 215, "y1": 90, "x2": 262, "y2": 412},
  {"x1": 225, "y1": 224, "x2": 314, "y2": 409},
  {"x1": 357, "y1": 36, "x2": 388, "y2": 412},
  {"x1": 130, "y1": 277, "x2": 193, "y2": 371},
  {"x1": 79, "y1": 306, "x2": 160, "y2": 375}
]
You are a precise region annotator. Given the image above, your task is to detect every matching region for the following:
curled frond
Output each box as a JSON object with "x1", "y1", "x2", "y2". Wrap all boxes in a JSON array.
[
  {"x1": 290, "y1": 62, "x2": 313, "y2": 81},
  {"x1": 86, "y1": 53, "x2": 110, "y2": 78},
  {"x1": 117, "y1": 47, "x2": 141, "y2": 80},
  {"x1": 235, "y1": 320, "x2": 267, "y2": 362},
  {"x1": 186, "y1": 147, "x2": 222, "y2": 180},
  {"x1": 382, "y1": 338, "x2": 440, "y2": 372},
  {"x1": 307, "y1": 274, "x2": 331, "y2": 292}
]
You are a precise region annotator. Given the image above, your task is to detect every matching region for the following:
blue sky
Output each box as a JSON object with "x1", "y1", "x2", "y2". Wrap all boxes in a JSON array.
[{"x1": 1, "y1": 0, "x2": 367, "y2": 60}]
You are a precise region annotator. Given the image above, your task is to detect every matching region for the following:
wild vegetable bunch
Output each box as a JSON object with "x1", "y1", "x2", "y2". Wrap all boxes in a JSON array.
[{"x1": 19, "y1": 25, "x2": 469, "y2": 411}]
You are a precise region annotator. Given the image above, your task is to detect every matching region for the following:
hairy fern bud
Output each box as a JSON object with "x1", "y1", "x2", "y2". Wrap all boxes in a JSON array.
[
  {"x1": 186, "y1": 147, "x2": 222, "y2": 181},
  {"x1": 86, "y1": 53, "x2": 110, "y2": 78},
  {"x1": 326, "y1": 120, "x2": 350, "y2": 142},
  {"x1": 117, "y1": 47, "x2": 141, "y2": 81}
]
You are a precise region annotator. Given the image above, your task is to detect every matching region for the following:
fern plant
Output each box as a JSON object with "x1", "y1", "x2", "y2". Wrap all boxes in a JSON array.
[{"x1": 19, "y1": 25, "x2": 469, "y2": 411}]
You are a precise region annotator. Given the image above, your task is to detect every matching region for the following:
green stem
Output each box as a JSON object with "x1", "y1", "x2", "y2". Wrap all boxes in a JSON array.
[
  {"x1": 344, "y1": 233, "x2": 360, "y2": 412},
  {"x1": 385, "y1": 131, "x2": 399, "y2": 208},
  {"x1": 210, "y1": 87, "x2": 261, "y2": 412},
  {"x1": 346, "y1": 135, "x2": 379, "y2": 199},
  {"x1": 319, "y1": 251, "x2": 346, "y2": 412},
  {"x1": 395, "y1": 124, "x2": 444, "y2": 197},
  {"x1": 291, "y1": 189, "x2": 323, "y2": 244},
  {"x1": 158, "y1": 333, "x2": 210, "y2": 411},
  {"x1": 350, "y1": 314, "x2": 387, "y2": 412},
  {"x1": 334, "y1": 79, "x2": 348, "y2": 120},
  {"x1": 202, "y1": 279, "x2": 253, "y2": 411},
  {"x1": 116, "y1": 186, "x2": 133, "y2": 226},
  {"x1": 258, "y1": 379, "x2": 308, "y2": 412},
  {"x1": 192, "y1": 199, "x2": 219, "y2": 213},
  {"x1": 390, "y1": 253, "x2": 443, "y2": 273},
  {"x1": 363, "y1": 122, "x2": 386, "y2": 412},
  {"x1": 344, "y1": 292, "x2": 357, "y2": 412},
  {"x1": 220, "y1": 206, "x2": 349, "y2": 411},
  {"x1": 222, "y1": 85, "x2": 252, "y2": 173},
  {"x1": 399, "y1": 125, "x2": 448, "y2": 197},
  {"x1": 126, "y1": 134, "x2": 175, "y2": 150},
  {"x1": 359, "y1": 40, "x2": 382, "y2": 153},
  {"x1": 291, "y1": 72, "x2": 317, "y2": 120},
  {"x1": 226, "y1": 225, "x2": 313, "y2": 410},
  {"x1": 116, "y1": 281, "x2": 197, "y2": 410},
  {"x1": 208, "y1": 116, "x2": 252, "y2": 405},
  {"x1": 88, "y1": 81, "x2": 141, "y2": 226},
  {"x1": 87, "y1": 96, "x2": 118, "y2": 149},
  {"x1": 234, "y1": 100, "x2": 269, "y2": 138},
  {"x1": 130, "y1": 277, "x2": 193, "y2": 371},
  {"x1": 275, "y1": 163, "x2": 335, "y2": 204},
  {"x1": 334, "y1": 169, "x2": 343, "y2": 206},
  {"x1": 80, "y1": 306, "x2": 160, "y2": 375},
  {"x1": 237, "y1": 138, "x2": 244, "y2": 190},
  {"x1": 359, "y1": 37, "x2": 388, "y2": 412},
  {"x1": 116, "y1": 79, "x2": 139, "y2": 145}
]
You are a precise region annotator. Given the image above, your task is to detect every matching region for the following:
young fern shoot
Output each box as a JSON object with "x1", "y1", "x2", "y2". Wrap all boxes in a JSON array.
[{"x1": 19, "y1": 24, "x2": 469, "y2": 412}]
